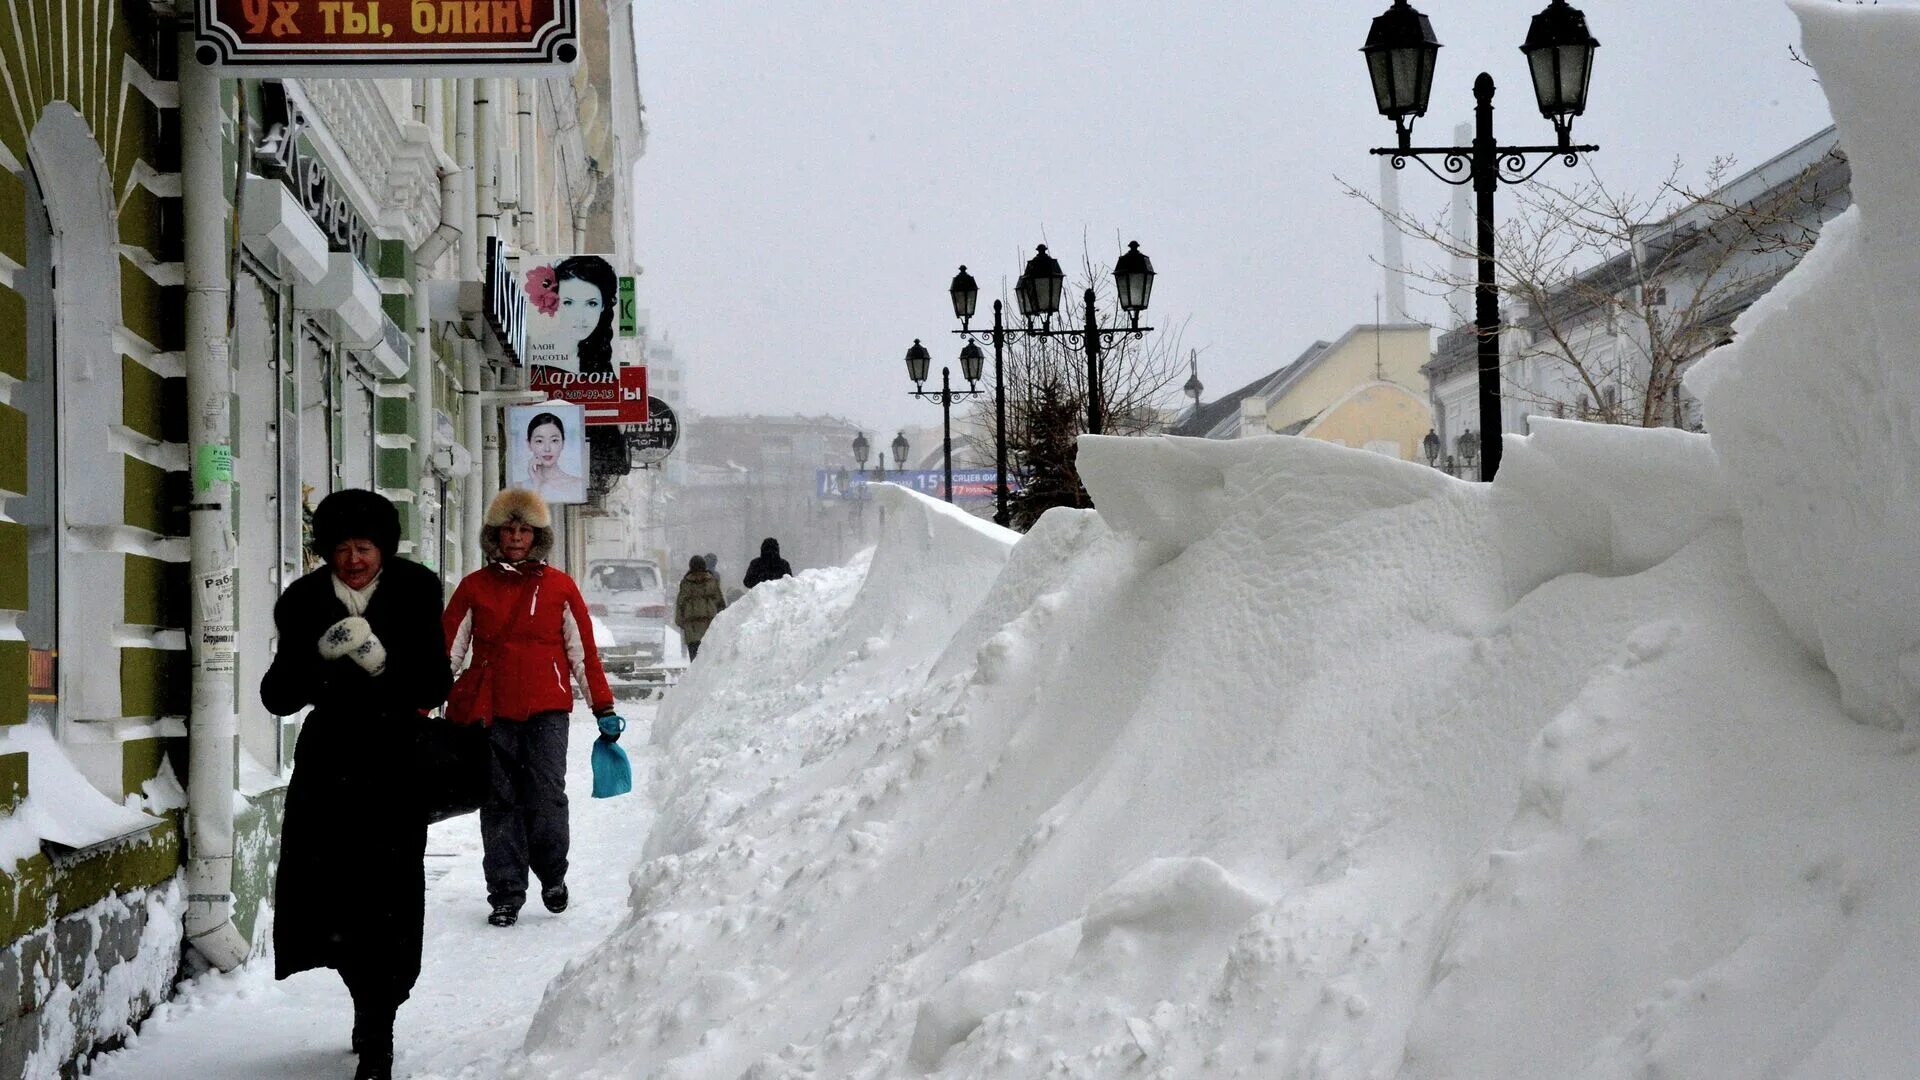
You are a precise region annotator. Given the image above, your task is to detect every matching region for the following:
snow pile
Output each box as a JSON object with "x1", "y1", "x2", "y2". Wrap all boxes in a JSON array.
[
  {"x1": 1686, "y1": 0, "x2": 1920, "y2": 731},
  {"x1": 509, "y1": 6, "x2": 1920, "y2": 1077},
  {"x1": 0, "y1": 721, "x2": 166, "y2": 868}
]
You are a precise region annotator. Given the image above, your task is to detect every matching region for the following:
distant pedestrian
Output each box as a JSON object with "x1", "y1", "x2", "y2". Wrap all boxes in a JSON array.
[
  {"x1": 674, "y1": 555, "x2": 728, "y2": 660},
  {"x1": 442, "y1": 488, "x2": 622, "y2": 929},
  {"x1": 743, "y1": 537, "x2": 794, "y2": 589},
  {"x1": 261, "y1": 489, "x2": 452, "y2": 1080}
]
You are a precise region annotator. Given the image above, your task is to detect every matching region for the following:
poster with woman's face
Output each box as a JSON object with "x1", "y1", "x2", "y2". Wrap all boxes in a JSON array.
[
  {"x1": 506, "y1": 401, "x2": 588, "y2": 505},
  {"x1": 522, "y1": 254, "x2": 620, "y2": 374}
]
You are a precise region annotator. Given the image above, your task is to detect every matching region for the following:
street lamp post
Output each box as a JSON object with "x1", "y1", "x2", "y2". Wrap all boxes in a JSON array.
[
  {"x1": 1365, "y1": 0, "x2": 1599, "y2": 482},
  {"x1": 904, "y1": 339, "x2": 985, "y2": 504},
  {"x1": 948, "y1": 241, "x2": 1157, "y2": 524}
]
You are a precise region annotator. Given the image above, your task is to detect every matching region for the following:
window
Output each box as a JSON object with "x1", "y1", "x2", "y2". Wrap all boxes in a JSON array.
[{"x1": 15, "y1": 165, "x2": 57, "y2": 724}]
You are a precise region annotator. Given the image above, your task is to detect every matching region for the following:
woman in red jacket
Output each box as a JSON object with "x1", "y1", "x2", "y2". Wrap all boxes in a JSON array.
[{"x1": 444, "y1": 488, "x2": 620, "y2": 927}]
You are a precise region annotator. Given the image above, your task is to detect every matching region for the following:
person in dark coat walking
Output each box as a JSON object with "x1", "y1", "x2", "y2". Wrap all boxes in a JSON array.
[
  {"x1": 742, "y1": 537, "x2": 794, "y2": 589},
  {"x1": 443, "y1": 488, "x2": 620, "y2": 928},
  {"x1": 674, "y1": 556, "x2": 727, "y2": 660},
  {"x1": 261, "y1": 489, "x2": 452, "y2": 1080}
]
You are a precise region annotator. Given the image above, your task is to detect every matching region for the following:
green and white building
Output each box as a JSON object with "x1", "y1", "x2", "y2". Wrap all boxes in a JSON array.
[{"x1": 0, "y1": 2, "x2": 646, "y2": 1072}]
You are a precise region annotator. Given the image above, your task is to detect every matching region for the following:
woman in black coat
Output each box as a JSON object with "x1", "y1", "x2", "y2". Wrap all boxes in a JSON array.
[{"x1": 260, "y1": 489, "x2": 451, "y2": 1080}]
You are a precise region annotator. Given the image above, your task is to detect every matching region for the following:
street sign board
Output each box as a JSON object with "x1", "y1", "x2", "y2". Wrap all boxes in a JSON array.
[
  {"x1": 194, "y1": 0, "x2": 581, "y2": 73},
  {"x1": 626, "y1": 397, "x2": 678, "y2": 466},
  {"x1": 530, "y1": 366, "x2": 648, "y2": 426},
  {"x1": 815, "y1": 469, "x2": 1016, "y2": 502}
]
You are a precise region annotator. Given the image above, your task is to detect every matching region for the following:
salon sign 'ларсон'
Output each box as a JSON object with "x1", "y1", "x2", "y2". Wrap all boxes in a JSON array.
[{"x1": 195, "y1": 0, "x2": 580, "y2": 72}]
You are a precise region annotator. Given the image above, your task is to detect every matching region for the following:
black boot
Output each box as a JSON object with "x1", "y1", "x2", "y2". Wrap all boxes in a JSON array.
[
  {"x1": 488, "y1": 902, "x2": 519, "y2": 927},
  {"x1": 541, "y1": 882, "x2": 569, "y2": 913},
  {"x1": 351, "y1": 1003, "x2": 395, "y2": 1079}
]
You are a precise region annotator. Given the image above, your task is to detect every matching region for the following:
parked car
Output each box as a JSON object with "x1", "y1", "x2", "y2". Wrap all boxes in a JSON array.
[{"x1": 584, "y1": 558, "x2": 686, "y2": 698}]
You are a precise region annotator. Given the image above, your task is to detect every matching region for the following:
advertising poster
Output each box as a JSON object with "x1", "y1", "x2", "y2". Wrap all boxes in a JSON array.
[
  {"x1": 520, "y1": 254, "x2": 635, "y2": 374},
  {"x1": 506, "y1": 401, "x2": 588, "y2": 505}
]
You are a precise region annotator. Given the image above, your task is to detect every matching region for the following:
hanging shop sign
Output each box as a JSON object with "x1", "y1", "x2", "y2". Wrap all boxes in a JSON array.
[
  {"x1": 194, "y1": 0, "x2": 581, "y2": 74},
  {"x1": 506, "y1": 401, "x2": 588, "y2": 505},
  {"x1": 253, "y1": 84, "x2": 375, "y2": 269},
  {"x1": 530, "y1": 365, "x2": 648, "y2": 426},
  {"x1": 617, "y1": 276, "x2": 638, "y2": 338},
  {"x1": 484, "y1": 235, "x2": 529, "y2": 365},
  {"x1": 625, "y1": 397, "x2": 678, "y2": 466},
  {"x1": 519, "y1": 254, "x2": 637, "y2": 372}
]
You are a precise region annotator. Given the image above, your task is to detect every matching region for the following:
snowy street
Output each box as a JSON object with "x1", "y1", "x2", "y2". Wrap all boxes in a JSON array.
[{"x1": 87, "y1": 707, "x2": 658, "y2": 1080}]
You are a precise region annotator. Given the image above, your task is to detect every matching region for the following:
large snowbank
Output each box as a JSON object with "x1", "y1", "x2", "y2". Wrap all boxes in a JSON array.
[
  {"x1": 1686, "y1": 0, "x2": 1920, "y2": 732},
  {"x1": 510, "y1": 5, "x2": 1920, "y2": 1077}
]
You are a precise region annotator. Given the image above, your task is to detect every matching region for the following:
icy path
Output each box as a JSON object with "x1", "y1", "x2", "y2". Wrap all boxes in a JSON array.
[{"x1": 89, "y1": 705, "x2": 658, "y2": 1080}]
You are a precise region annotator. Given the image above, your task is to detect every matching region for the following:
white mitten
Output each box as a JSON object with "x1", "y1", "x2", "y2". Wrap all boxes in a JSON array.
[
  {"x1": 319, "y1": 617, "x2": 389, "y2": 675},
  {"x1": 346, "y1": 633, "x2": 387, "y2": 676},
  {"x1": 318, "y1": 617, "x2": 372, "y2": 660}
]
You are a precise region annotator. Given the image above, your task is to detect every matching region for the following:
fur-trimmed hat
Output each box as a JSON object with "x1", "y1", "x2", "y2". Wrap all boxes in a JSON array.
[
  {"x1": 482, "y1": 488, "x2": 554, "y2": 563},
  {"x1": 485, "y1": 487, "x2": 551, "y2": 529},
  {"x1": 310, "y1": 489, "x2": 401, "y2": 559}
]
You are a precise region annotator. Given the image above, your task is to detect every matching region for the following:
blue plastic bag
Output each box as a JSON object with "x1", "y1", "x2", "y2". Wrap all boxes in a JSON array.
[{"x1": 591, "y1": 735, "x2": 632, "y2": 798}]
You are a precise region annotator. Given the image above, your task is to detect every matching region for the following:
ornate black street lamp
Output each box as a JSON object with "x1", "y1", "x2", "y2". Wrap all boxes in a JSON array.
[
  {"x1": 1423, "y1": 428, "x2": 1441, "y2": 467},
  {"x1": 852, "y1": 431, "x2": 869, "y2": 474},
  {"x1": 905, "y1": 339, "x2": 985, "y2": 504},
  {"x1": 948, "y1": 241, "x2": 1157, "y2": 524},
  {"x1": 1457, "y1": 428, "x2": 1481, "y2": 474},
  {"x1": 891, "y1": 430, "x2": 910, "y2": 471},
  {"x1": 1366, "y1": 0, "x2": 1598, "y2": 481}
]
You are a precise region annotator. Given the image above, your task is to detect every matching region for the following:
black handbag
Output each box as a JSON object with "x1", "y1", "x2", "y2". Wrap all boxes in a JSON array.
[{"x1": 417, "y1": 713, "x2": 490, "y2": 824}]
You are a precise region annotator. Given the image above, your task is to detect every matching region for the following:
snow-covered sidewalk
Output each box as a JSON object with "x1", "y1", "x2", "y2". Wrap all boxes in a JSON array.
[{"x1": 88, "y1": 706, "x2": 657, "y2": 1080}]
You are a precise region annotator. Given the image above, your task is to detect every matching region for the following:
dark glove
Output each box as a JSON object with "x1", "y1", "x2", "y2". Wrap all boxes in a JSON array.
[{"x1": 595, "y1": 711, "x2": 626, "y2": 741}]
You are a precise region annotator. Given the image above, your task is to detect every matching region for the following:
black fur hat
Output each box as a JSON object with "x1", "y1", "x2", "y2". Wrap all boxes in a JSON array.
[{"x1": 310, "y1": 489, "x2": 401, "y2": 560}]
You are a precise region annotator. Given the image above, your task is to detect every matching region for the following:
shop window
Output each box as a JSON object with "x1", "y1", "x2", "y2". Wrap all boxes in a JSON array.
[
  {"x1": 340, "y1": 366, "x2": 375, "y2": 490},
  {"x1": 15, "y1": 165, "x2": 57, "y2": 723},
  {"x1": 298, "y1": 329, "x2": 333, "y2": 571}
]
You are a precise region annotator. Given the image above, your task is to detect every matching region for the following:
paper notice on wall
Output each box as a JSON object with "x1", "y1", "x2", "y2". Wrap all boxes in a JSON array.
[
  {"x1": 199, "y1": 568, "x2": 236, "y2": 620},
  {"x1": 200, "y1": 623, "x2": 237, "y2": 675},
  {"x1": 195, "y1": 444, "x2": 233, "y2": 493}
]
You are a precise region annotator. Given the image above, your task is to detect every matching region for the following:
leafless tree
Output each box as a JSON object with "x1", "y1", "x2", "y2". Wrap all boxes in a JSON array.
[{"x1": 1346, "y1": 147, "x2": 1844, "y2": 429}]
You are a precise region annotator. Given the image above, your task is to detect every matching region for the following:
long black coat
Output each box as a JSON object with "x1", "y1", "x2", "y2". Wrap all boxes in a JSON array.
[
  {"x1": 742, "y1": 554, "x2": 793, "y2": 589},
  {"x1": 260, "y1": 558, "x2": 451, "y2": 1003}
]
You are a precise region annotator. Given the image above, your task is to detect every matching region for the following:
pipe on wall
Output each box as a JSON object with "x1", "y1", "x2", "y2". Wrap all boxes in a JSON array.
[
  {"x1": 411, "y1": 168, "x2": 462, "y2": 572},
  {"x1": 517, "y1": 79, "x2": 537, "y2": 246},
  {"x1": 178, "y1": 33, "x2": 252, "y2": 974}
]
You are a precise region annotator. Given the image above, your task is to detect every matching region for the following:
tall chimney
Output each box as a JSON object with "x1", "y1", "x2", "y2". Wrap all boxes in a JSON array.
[
  {"x1": 1449, "y1": 121, "x2": 1474, "y2": 329},
  {"x1": 1379, "y1": 155, "x2": 1410, "y2": 324}
]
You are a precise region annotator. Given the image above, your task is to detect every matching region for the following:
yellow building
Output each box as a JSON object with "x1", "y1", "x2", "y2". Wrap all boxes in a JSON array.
[{"x1": 1171, "y1": 324, "x2": 1433, "y2": 461}]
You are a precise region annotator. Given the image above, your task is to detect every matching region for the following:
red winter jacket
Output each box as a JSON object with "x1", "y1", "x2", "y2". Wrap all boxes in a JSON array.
[{"x1": 444, "y1": 561, "x2": 613, "y2": 722}]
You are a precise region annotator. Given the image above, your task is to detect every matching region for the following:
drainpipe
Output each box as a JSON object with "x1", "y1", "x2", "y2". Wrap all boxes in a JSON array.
[
  {"x1": 517, "y1": 79, "x2": 537, "y2": 245},
  {"x1": 462, "y1": 341, "x2": 486, "y2": 573},
  {"x1": 178, "y1": 33, "x2": 251, "y2": 973},
  {"x1": 455, "y1": 79, "x2": 477, "y2": 280},
  {"x1": 475, "y1": 79, "x2": 500, "y2": 247},
  {"x1": 413, "y1": 169, "x2": 461, "y2": 572},
  {"x1": 454, "y1": 80, "x2": 483, "y2": 570}
]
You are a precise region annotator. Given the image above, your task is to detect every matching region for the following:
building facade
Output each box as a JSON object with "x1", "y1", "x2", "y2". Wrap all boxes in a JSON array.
[
  {"x1": 1425, "y1": 127, "x2": 1851, "y2": 465},
  {"x1": 1170, "y1": 324, "x2": 1434, "y2": 462},
  {"x1": 0, "y1": 4, "x2": 646, "y2": 1072}
]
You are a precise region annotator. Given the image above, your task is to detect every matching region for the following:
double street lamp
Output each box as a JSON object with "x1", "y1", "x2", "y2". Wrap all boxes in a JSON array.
[
  {"x1": 949, "y1": 241, "x2": 1157, "y2": 527},
  {"x1": 904, "y1": 338, "x2": 984, "y2": 504},
  {"x1": 1365, "y1": 0, "x2": 1599, "y2": 481}
]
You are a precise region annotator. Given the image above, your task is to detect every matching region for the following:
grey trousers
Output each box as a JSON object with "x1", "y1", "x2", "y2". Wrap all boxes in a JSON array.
[{"x1": 481, "y1": 710, "x2": 569, "y2": 909}]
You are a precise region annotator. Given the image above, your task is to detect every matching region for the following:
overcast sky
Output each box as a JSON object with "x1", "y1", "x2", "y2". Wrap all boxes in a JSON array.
[{"x1": 630, "y1": 1, "x2": 1834, "y2": 443}]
